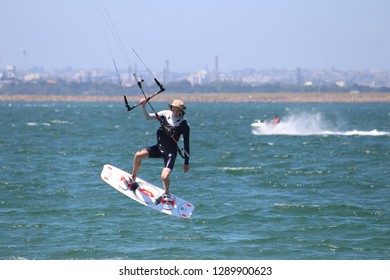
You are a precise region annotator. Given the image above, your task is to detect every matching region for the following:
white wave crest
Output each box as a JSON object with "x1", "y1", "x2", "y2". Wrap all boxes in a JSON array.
[{"x1": 251, "y1": 112, "x2": 389, "y2": 136}]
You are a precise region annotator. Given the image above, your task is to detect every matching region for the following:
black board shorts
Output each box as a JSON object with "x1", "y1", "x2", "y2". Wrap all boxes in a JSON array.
[{"x1": 146, "y1": 144, "x2": 177, "y2": 170}]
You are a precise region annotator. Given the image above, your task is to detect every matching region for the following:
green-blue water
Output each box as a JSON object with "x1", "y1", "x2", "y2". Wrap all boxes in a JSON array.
[{"x1": 1, "y1": 101, "x2": 389, "y2": 259}]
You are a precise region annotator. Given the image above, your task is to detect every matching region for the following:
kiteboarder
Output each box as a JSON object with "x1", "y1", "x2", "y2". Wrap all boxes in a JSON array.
[{"x1": 121, "y1": 99, "x2": 190, "y2": 207}]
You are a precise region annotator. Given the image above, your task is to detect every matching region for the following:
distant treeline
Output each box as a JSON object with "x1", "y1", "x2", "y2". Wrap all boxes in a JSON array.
[{"x1": 1, "y1": 79, "x2": 390, "y2": 95}]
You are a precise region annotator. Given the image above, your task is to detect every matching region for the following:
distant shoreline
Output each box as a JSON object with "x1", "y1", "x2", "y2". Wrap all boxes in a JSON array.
[{"x1": 1, "y1": 93, "x2": 390, "y2": 103}]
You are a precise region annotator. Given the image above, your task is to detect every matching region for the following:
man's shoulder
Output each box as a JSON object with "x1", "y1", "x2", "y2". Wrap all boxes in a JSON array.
[
  {"x1": 180, "y1": 118, "x2": 189, "y2": 127},
  {"x1": 158, "y1": 110, "x2": 172, "y2": 116}
]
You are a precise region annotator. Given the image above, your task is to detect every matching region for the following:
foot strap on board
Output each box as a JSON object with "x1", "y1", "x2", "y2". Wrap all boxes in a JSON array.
[{"x1": 129, "y1": 182, "x2": 139, "y2": 192}]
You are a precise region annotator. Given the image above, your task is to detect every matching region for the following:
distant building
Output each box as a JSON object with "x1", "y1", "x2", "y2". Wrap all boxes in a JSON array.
[
  {"x1": 210, "y1": 55, "x2": 219, "y2": 82},
  {"x1": 6, "y1": 65, "x2": 16, "y2": 78},
  {"x1": 188, "y1": 70, "x2": 208, "y2": 85}
]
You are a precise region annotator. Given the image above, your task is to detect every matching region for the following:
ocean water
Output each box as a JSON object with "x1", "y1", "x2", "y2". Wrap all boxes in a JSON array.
[{"x1": 1, "y1": 101, "x2": 389, "y2": 260}]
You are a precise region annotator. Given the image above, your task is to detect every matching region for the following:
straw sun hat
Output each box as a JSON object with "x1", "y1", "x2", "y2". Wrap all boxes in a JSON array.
[{"x1": 168, "y1": 99, "x2": 186, "y2": 112}]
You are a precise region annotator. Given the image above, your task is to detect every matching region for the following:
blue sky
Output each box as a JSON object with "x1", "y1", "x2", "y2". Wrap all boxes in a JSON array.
[{"x1": 1, "y1": 0, "x2": 389, "y2": 72}]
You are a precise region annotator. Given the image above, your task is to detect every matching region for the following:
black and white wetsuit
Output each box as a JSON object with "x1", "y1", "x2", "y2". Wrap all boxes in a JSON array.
[{"x1": 142, "y1": 106, "x2": 190, "y2": 170}]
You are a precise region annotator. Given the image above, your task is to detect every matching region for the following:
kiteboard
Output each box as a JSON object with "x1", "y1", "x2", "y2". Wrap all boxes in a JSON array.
[{"x1": 100, "y1": 164, "x2": 195, "y2": 219}]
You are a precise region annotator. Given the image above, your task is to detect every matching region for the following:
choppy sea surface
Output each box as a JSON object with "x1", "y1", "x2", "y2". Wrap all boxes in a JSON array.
[{"x1": 1, "y1": 101, "x2": 389, "y2": 260}]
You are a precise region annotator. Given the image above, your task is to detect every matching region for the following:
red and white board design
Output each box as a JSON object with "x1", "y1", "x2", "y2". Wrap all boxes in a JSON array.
[{"x1": 101, "y1": 164, "x2": 195, "y2": 219}]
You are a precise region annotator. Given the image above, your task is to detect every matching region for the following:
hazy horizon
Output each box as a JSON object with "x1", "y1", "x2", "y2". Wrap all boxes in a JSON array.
[{"x1": 1, "y1": 0, "x2": 390, "y2": 72}]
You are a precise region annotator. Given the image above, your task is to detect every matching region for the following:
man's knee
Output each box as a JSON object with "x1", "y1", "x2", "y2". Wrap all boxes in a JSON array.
[
  {"x1": 161, "y1": 168, "x2": 171, "y2": 181},
  {"x1": 135, "y1": 149, "x2": 148, "y2": 159}
]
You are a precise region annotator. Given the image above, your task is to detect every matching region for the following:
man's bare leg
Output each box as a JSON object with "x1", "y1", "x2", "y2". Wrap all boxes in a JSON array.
[
  {"x1": 131, "y1": 149, "x2": 149, "y2": 180},
  {"x1": 161, "y1": 167, "x2": 172, "y2": 194}
]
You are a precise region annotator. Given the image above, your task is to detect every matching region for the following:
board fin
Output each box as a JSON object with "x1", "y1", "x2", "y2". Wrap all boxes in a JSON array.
[{"x1": 154, "y1": 196, "x2": 162, "y2": 205}]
